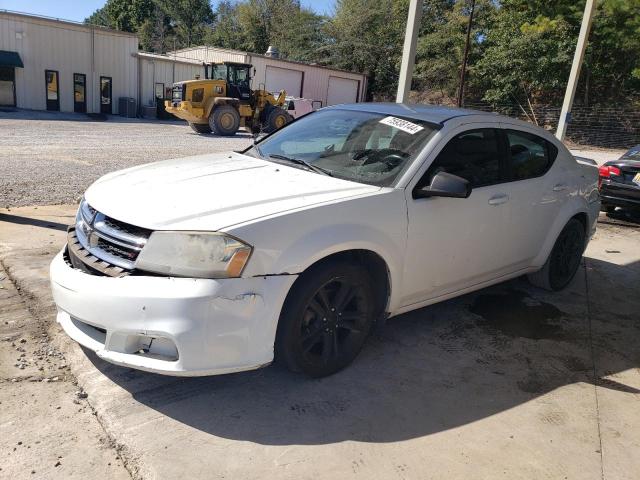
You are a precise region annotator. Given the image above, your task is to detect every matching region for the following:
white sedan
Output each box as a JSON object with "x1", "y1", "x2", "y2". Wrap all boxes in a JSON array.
[{"x1": 50, "y1": 103, "x2": 600, "y2": 378}]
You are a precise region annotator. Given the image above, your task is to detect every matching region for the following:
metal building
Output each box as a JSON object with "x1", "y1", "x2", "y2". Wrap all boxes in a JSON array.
[
  {"x1": 171, "y1": 46, "x2": 368, "y2": 107},
  {"x1": 0, "y1": 10, "x2": 138, "y2": 114},
  {"x1": 0, "y1": 10, "x2": 367, "y2": 116}
]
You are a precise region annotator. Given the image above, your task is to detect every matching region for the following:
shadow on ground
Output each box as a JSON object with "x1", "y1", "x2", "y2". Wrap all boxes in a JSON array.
[
  {"x1": 86, "y1": 256, "x2": 639, "y2": 446},
  {"x1": 0, "y1": 213, "x2": 69, "y2": 231}
]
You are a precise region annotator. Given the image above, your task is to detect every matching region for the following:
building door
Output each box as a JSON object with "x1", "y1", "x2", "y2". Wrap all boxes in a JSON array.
[
  {"x1": 0, "y1": 67, "x2": 16, "y2": 106},
  {"x1": 265, "y1": 66, "x2": 302, "y2": 97},
  {"x1": 73, "y1": 73, "x2": 86, "y2": 113},
  {"x1": 326, "y1": 76, "x2": 359, "y2": 106},
  {"x1": 100, "y1": 76, "x2": 112, "y2": 114},
  {"x1": 45, "y1": 70, "x2": 60, "y2": 111}
]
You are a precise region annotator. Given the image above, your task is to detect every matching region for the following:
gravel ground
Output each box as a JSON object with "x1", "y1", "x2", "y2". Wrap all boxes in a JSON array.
[
  {"x1": 0, "y1": 110, "x2": 627, "y2": 208},
  {"x1": 0, "y1": 110, "x2": 252, "y2": 208}
]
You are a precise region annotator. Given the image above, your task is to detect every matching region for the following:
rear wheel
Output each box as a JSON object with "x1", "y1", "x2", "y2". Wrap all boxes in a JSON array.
[
  {"x1": 527, "y1": 218, "x2": 586, "y2": 291},
  {"x1": 209, "y1": 105, "x2": 240, "y2": 136},
  {"x1": 189, "y1": 122, "x2": 211, "y2": 134},
  {"x1": 276, "y1": 261, "x2": 375, "y2": 377},
  {"x1": 264, "y1": 108, "x2": 292, "y2": 133}
]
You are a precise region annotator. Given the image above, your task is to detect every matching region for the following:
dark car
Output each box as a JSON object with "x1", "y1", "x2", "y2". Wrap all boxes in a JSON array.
[{"x1": 599, "y1": 145, "x2": 640, "y2": 213}]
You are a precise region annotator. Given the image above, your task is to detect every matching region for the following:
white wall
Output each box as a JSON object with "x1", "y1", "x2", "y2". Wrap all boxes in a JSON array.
[{"x1": 0, "y1": 12, "x2": 138, "y2": 114}]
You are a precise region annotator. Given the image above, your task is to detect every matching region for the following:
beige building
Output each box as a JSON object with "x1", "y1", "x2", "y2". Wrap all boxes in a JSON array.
[
  {"x1": 0, "y1": 10, "x2": 367, "y2": 116},
  {"x1": 0, "y1": 10, "x2": 138, "y2": 114}
]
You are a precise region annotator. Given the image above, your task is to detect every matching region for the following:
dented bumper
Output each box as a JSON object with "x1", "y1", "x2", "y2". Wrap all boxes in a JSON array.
[{"x1": 49, "y1": 250, "x2": 297, "y2": 376}]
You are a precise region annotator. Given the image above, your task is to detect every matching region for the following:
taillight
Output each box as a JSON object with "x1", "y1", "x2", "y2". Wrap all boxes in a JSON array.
[
  {"x1": 598, "y1": 165, "x2": 621, "y2": 188},
  {"x1": 599, "y1": 165, "x2": 621, "y2": 177}
]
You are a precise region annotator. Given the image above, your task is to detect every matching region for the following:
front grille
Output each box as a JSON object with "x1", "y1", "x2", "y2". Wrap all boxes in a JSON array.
[{"x1": 67, "y1": 200, "x2": 152, "y2": 277}]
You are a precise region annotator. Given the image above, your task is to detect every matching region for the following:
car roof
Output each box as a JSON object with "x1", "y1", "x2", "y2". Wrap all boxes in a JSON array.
[{"x1": 325, "y1": 102, "x2": 498, "y2": 125}]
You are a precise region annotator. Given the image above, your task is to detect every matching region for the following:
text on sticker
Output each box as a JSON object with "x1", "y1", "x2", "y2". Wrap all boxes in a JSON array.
[{"x1": 379, "y1": 116, "x2": 425, "y2": 135}]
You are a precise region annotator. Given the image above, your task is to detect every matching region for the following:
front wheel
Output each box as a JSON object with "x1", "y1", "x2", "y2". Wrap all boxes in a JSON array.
[
  {"x1": 209, "y1": 105, "x2": 240, "y2": 136},
  {"x1": 276, "y1": 261, "x2": 375, "y2": 377},
  {"x1": 527, "y1": 218, "x2": 586, "y2": 291},
  {"x1": 264, "y1": 108, "x2": 292, "y2": 133}
]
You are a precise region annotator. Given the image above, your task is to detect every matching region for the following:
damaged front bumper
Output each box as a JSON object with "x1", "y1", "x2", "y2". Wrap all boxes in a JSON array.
[{"x1": 49, "y1": 250, "x2": 297, "y2": 376}]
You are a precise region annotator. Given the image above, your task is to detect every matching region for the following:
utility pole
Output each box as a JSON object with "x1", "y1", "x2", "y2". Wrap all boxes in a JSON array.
[
  {"x1": 457, "y1": 0, "x2": 476, "y2": 108},
  {"x1": 556, "y1": 0, "x2": 597, "y2": 141},
  {"x1": 396, "y1": 0, "x2": 423, "y2": 103}
]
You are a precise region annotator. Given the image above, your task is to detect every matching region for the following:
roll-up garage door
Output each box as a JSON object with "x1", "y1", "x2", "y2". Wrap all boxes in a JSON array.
[
  {"x1": 326, "y1": 76, "x2": 359, "y2": 106},
  {"x1": 265, "y1": 66, "x2": 302, "y2": 97}
]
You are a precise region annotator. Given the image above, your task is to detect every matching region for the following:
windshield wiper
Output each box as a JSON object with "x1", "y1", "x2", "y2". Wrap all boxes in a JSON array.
[{"x1": 268, "y1": 154, "x2": 334, "y2": 177}]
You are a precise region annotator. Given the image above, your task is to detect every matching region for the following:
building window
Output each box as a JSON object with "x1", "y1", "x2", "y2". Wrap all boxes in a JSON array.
[
  {"x1": 45, "y1": 70, "x2": 60, "y2": 111},
  {"x1": 73, "y1": 73, "x2": 86, "y2": 113},
  {"x1": 154, "y1": 82, "x2": 164, "y2": 100},
  {"x1": 100, "y1": 76, "x2": 112, "y2": 114}
]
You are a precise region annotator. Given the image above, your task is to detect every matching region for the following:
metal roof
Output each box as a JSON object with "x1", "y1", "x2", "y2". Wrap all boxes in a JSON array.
[
  {"x1": 0, "y1": 9, "x2": 139, "y2": 37},
  {"x1": 0, "y1": 50, "x2": 24, "y2": 68},
  {"x1": 325, "y1": 102, "x2": 494, "y2": 124}
]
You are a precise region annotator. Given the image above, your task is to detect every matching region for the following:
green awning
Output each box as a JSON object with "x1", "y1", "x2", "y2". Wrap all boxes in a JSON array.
[{"x1": 0, "y1": 51, "x2": 24, "y2": 68}]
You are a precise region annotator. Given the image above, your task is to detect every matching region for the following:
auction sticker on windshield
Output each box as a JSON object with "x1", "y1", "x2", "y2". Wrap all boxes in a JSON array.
[{"x1": 379, "y1": 116, "x2": 424, "y2": 135}]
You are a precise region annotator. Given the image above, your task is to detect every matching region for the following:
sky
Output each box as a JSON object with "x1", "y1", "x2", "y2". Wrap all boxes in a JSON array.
[
  {"x1": 0, "y1": 0, "x2": 335, "y2": 22},
  {"x1": 0, "y1": 0, "x2": 336, "y2": 22}
]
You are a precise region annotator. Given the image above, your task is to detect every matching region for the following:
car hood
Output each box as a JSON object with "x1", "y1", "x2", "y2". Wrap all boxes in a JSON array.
[{"x1": 85, "y1": 152, "x2": 380, "y2": 231}]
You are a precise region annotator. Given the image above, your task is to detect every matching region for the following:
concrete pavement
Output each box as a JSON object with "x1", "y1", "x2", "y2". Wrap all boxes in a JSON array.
[{"x1": 1, "y1": 204, "x2": 638, "y2": 479}]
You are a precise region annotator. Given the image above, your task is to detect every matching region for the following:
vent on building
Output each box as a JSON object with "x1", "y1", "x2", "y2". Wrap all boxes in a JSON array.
[{"x1": 265, "y1": 46, "x2": 280, "y2": 58}]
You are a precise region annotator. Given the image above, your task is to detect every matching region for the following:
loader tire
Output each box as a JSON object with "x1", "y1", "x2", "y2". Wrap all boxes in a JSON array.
[
  {"x1": 189, "y1": 122, "x2": 211, "y2": 134},
  {"x1": 210, "y1": 105, "x2": 240, "y2": 136},
  {"x1": 264, "y1": 108, "x2": 293, "y2": 133}
]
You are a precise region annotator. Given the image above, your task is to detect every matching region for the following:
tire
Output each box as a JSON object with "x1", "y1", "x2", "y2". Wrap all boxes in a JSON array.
[
  {"x1": 603, "y1": 205, "x2": 616, "y2": 214},
  {"x1": 264, "y1": 108, "x2": 293, "y2": 133},
  {"x1": 189, "y1": 122, "x2": 211, "y2": 134},
  {"x1": 527, "y1": 218, "x2": 586, "y2": 291},
  {"x1": 275, "y1": 261, "x2": 375, "y2": 377},
  {"x1": 209, "y1": 105, "x2": 240, "y2": 136}
]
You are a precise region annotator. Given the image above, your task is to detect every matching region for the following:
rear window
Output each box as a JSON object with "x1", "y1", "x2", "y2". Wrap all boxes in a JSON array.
[
  {"x1": 506, "y1": 130, "x2": 558, "y2": 181},
  {"x1": 621, "y1": 145, "x2": 640, "y2": 160}
]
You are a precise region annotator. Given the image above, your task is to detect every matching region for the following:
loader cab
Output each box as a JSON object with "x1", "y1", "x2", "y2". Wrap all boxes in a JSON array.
[{"x1": 207, "y1": 62, "x2": 253, "y2": 104}]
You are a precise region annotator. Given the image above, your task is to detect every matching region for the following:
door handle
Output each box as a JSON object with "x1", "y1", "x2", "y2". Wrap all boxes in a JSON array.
[
  {"x1": 488, "y1": 194, "x2": 509, "y2": 205},
  {"x1": 553, "y1": 183, "x2": 568, "y2": 192}
]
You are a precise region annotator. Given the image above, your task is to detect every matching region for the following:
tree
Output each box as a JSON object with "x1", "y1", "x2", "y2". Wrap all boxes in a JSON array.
[
  {"x1": 207, "y1": 1, "x2": 247, "y2": 50},
  {"x1": 413, "y1": 0, "x2": 496, "y2": 103},
  {"x1": 155, "y1": 0, "x2": 215, "y2": 47},
  {"x1": 231, "y1": 0, "x2": 325, "y2": 59},
  {"x1": 318, "y1": 0, "x2": 410, "y2": 99},
  {"x1": 472, "y1": 1, "x2": 576, "y2": 111}
]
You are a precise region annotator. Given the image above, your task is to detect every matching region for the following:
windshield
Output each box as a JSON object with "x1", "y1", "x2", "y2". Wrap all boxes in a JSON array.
[
  {"x1": 245, "y1": 109, "x2": 438, "y2": 187},
  {"x1": 211, "y1": 64, "x2": 227, "y2": 81}
]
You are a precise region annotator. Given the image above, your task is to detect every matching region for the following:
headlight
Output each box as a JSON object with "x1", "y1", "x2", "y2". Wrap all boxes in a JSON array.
[{"x1": 135, "y1": 231, "x2": 252, "y2": 279}]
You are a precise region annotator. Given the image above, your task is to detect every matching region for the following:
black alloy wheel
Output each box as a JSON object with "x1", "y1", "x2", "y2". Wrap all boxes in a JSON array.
[
  {"x1": 548, "y1": 219, "x2": 585, "y2": 290},
  {"x1": 276, "y1": 262, "x2": 375, "y2": 377},
  {"x1": 528, "y1": 218, "x2": 586, "y2": 291}
]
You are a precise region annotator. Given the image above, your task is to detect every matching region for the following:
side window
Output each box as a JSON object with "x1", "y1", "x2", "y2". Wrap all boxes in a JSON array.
[
  {"x1": 423, "y1": 128, "x2": 502, "y2": 188},
  {"x1": 506, "y1": 130, "x2": 557, "y2": 180}
]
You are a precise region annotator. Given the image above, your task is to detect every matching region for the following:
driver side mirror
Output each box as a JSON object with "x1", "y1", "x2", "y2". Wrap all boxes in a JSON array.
[{"x1": 413, "y1": 171, "x2": 472, "y2": 199}]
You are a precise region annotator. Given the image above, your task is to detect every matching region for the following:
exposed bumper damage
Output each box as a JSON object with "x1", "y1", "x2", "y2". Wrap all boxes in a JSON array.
[{"x1": 50, "y1": 250, "x2": 297, "y2": 376}]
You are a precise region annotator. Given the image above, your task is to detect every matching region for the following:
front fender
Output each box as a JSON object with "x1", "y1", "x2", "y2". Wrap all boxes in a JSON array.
[{"x1": 227, "y1": 190, "x2": 408, "y2": 312}]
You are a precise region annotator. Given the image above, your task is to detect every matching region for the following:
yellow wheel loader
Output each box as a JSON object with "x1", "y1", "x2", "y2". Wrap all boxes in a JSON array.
[{"x1": 164, "y1": 62, "x2": 293, "y2": 136}]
